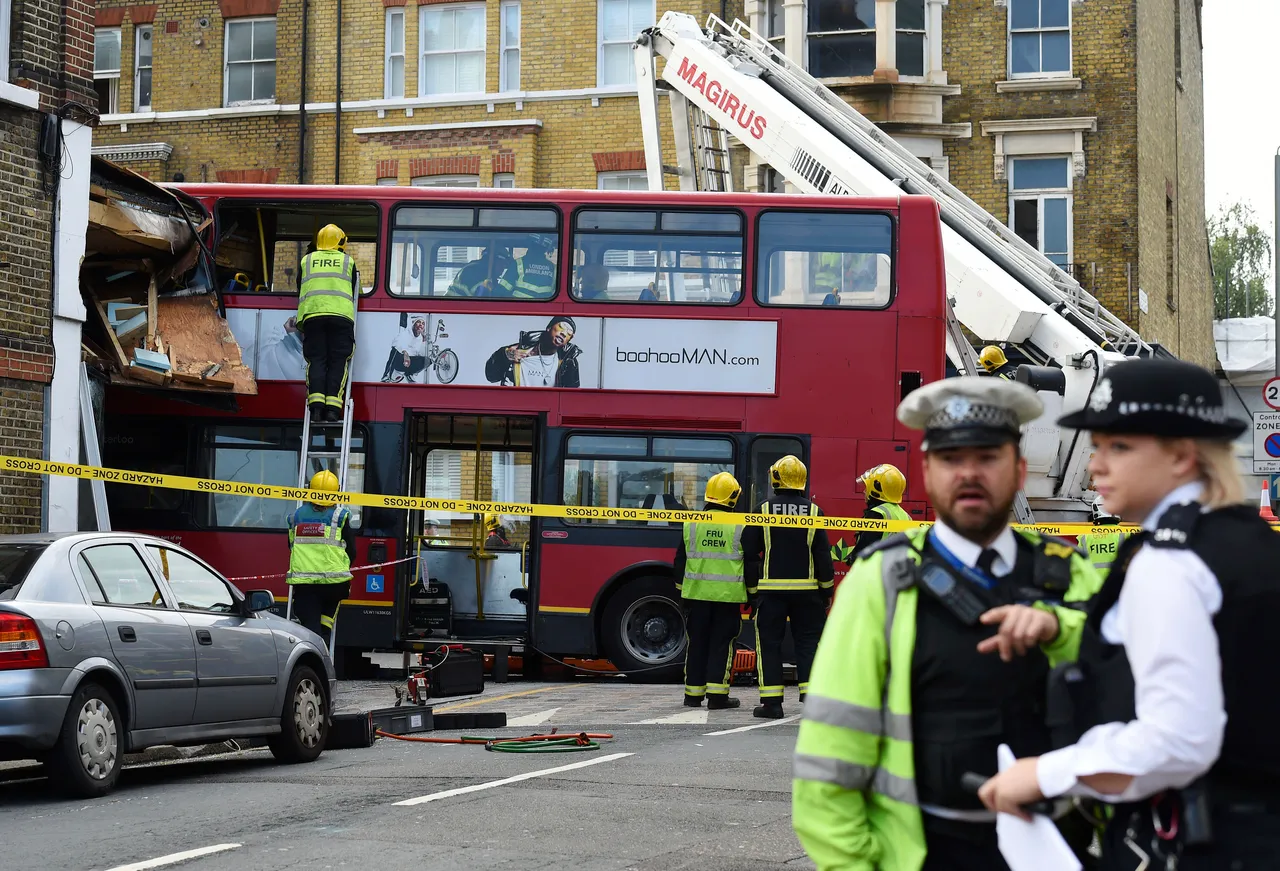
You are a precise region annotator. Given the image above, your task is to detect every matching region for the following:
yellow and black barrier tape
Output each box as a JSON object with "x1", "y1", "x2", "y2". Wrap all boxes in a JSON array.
[{"x1": 0, "y1": 454, "x2": 1140, "y2": 537}]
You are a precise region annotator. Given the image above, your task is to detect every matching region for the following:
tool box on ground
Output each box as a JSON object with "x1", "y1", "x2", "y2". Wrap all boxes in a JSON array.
[
  {"x1": 328, "y1": 711, "x2": 376, "y2": 749},
  {"x1": 432, "y1": 712, "x2": 507, "y2": 730},
  {"x1": 369, "y1": 704, "x2": 433, "y2": 735},
  {"x1": 422, "y1": 645, "x2": 485, "y2": 698},
  {"x1": 407, "y1": 582, "x2": 452, "y2": 639}
]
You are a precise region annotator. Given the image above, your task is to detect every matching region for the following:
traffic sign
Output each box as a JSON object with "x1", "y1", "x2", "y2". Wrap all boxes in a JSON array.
[
  {"x1": 1265, "y1": 378, "x2": 1280, "y2": 410},
  {"x1": 1253, "y1": 412, "x2": 1280, "y2": 473}
]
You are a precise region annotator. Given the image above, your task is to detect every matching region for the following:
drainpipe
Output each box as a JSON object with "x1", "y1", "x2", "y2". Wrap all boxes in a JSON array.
[
  {"x1": 298, "y1": 0, "x2": 308, "y2": 183},
  {"x1": 333, "y1": 0, "x2": 342, "y2": 185}
]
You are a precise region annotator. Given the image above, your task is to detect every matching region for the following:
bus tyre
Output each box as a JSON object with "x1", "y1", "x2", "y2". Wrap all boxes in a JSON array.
[
  {"x1": 269, "y1": 665, "x2": 328, "y2": 764},
  {"x1": 600, "y1": 576, "x2": 686, "y2": 683},
  {"x1": 47, "y1": 681, "x2": 123, "y2": 798}
]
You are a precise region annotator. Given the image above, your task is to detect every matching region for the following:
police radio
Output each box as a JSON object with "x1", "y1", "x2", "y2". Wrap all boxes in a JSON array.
[{"x1": 918, "y1": 562, "x2": 993, "y2": 625}]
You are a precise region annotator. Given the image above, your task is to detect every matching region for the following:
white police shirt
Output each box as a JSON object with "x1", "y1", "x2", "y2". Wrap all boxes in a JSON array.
[{"x1": 1036, "y1": 481, "x2": 1226, "y2": 803}]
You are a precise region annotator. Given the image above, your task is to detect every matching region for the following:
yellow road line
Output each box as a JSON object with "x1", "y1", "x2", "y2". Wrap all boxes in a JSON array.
[{"x1": 433, "y1": 684, "x2": 568, "y2": 712}]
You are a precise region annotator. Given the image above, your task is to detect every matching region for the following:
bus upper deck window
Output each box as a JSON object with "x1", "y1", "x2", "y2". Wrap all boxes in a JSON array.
[{"x1": 755, "y1": 211, "x2": 894, "y2": 309}]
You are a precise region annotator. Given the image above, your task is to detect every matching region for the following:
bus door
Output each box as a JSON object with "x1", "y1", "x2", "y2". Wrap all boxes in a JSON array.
[
  {"x1": 745, "y1": 435, "x2": 810, "y2": 511},
  {"x1": 400, "y1": 413, "x2": 537, "y2": 644}
]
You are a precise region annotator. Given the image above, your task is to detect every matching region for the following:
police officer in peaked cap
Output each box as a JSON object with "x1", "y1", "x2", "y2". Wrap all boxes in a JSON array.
[
  {"x1": 794, "y1": 376, "x2": 1102, "y2": 871},
  {"x1": 978, "y1": 357, "x2": 1280, "y2": 870}
]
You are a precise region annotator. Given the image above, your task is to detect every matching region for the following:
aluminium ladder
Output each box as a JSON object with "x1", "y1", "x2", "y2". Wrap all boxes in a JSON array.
[{"x1": 286, "y1": 305, "x2": 358, "y2": 625}]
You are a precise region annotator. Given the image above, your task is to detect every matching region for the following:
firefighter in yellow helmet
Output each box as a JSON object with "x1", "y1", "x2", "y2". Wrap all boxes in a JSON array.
[
  {"x1": 675, "y1": 471, "x2": 750, "y2": 710},
  {"x1": 286, "y1": 469, "x2": 355, "y2": 645},
  {"x1": 979, "y1": 344, "x2": 1017, "y2": 381},
  {"x1": 851, "y1": 463, "x2": 911, "y2": 559},
  {"x1": 484, "y1": 514, "x2": 513, "y2": 549},
  {"x1": 297, "y1": 223, "x2": 360, "y2": 423},
  {"x1": 741, "y1": 455, "x2": 834, "y2": 718}
]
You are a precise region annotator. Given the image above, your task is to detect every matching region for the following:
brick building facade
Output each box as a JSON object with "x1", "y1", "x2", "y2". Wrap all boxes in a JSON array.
[
  {"x1": 1, "y1": 0, "x2": 96, "y2": 531},
  {"x1": 90, "y1": 0, "x2": 1211, "y2": 364}
]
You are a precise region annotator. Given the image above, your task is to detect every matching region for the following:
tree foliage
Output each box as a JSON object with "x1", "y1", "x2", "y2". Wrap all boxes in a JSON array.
[{"x1": 1211, "y1": 201, "x2": 1274, "y2": 319}]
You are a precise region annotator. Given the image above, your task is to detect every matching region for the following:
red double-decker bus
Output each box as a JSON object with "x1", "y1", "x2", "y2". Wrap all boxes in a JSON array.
[{"x1": 102, "y1": 183, "x2": 946, "y2": 679}]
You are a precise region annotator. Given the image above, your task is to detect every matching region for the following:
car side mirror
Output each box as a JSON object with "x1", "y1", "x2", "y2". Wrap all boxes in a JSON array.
[{"x1": 245, "y1": 589, "x2": 276, "y2": 612}]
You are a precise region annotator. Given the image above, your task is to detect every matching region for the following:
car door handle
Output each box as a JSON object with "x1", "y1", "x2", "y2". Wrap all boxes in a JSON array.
[
  {"x1": 196, "y1": 629, "x2": 213, "y2": 645},
  {"x1": 118, "y1": 626, "x2": 136, "y2": 642}
]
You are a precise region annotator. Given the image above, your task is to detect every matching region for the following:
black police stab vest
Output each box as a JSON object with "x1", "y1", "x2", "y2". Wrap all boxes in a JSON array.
[
  {"x1": 910, "y1": 534, "x2": 1059, "y2": 821},
  {"x1": 1066, "y1": 503, "x2": 1280, "y2": 789}
]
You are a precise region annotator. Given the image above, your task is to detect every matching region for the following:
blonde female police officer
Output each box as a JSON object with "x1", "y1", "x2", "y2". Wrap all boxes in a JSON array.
[{"x1": 978, "y1": 357, "x2": 1280, "y2": 870}]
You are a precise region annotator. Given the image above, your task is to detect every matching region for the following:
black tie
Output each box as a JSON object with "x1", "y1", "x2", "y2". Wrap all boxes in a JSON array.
[{"x1": 976, "y1": 548, "x2": 1000, "y2": 578}]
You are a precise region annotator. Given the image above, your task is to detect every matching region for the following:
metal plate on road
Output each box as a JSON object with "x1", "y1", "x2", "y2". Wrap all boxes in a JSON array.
[
  {"x1": 1253, "y1": 412, "x2": 1280, "y2": 473},
  {"x1": 1266, "y1": 378, "x2": 1280, "y2": 411}
]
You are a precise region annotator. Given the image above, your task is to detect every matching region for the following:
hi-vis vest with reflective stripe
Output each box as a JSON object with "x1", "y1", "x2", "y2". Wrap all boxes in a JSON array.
[
  {"x1": 298, "y1": 250, "x2": 356, "y2": 323},
  {"x1": 1078, "y1": 531, "x2": 1126, "y2": 573},
  {"x1": 287, "y1": 505, "x2": 352, "y2": 585},
  {"x1": 791, "y1": 526, "x2": 1099, "y2": 871},
  {"x1": 497, "y1": 256, "x2": 554, "y2": 298},
  {"x1": 680, "y1": 520, "x2": 748, "y2": 603},
  {"x1": 759, "y1": 500, "x2": 829, "y2": 592},
  {"x1": 869, "y1": 502, "x2": 911, "y2": 540}
]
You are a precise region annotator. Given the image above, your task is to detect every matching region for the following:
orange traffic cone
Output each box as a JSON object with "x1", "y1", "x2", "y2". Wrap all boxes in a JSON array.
[{"x1": 1260, "y1": 481, "x2": 1278, "y2": 524}]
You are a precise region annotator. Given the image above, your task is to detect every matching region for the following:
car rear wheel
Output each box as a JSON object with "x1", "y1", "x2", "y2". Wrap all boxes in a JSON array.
[
  {"x1": 269, "y1": 665, "x2": 328, "y2": 764},
  {"x1": 47, "y1": 682, "x2": 123, "y2": 798},
  {"x1": 600, "y1": 575, "x2": 686, "y2": 683}
]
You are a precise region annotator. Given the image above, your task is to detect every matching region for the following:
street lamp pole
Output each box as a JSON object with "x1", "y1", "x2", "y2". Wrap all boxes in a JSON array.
[{"x1": 1274, "y1": 148, "x2": 1280, "y2": 377}]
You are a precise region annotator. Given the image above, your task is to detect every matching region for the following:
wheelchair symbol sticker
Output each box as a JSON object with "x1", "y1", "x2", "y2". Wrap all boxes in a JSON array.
[{"x1": 365, "y1": 574, "x2": 384, "y2": 594}]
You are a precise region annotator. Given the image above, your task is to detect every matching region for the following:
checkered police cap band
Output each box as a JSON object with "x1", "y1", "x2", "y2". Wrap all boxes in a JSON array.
[
  {"x1": 925, "y1": 396, "x2": 1020, "y2": 432},
  {"x1": 1087, "y1": 377, "x2": 1233, "y2": 424}
]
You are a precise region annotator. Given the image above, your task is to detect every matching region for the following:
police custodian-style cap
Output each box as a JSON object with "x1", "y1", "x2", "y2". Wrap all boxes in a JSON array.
[
  {"x1": 1057, "y1": 357, "x2": 1248, "y2": 439},
  {"x1": 897, "y1": 376, "x2": 1044, "y2": 451}
]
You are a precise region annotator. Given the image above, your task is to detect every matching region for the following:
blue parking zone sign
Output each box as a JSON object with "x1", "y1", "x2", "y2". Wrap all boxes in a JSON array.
[{"x1": 365, "y1": 574, "x2": 384, "y2": 594}]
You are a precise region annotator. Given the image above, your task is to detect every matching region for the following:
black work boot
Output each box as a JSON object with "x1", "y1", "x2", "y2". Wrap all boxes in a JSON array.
[
  {"x1": 309, "y1": 403, "x2": 324, "y2": 422},
  {"x1": 683, "y1": 694, "x2": 704, "y2": 707},
  {"x1": 324, "y1": 406, "x2": 341, "y2": 422},
  {"x1": 707, "y1": 695, "x2": 741, "y2": 710},
  {"x1": 799, "y1": 693, "x2": 807, "y2": 704},
  {"x1": 753, "y1": 702, "x2": 785, "y2": 719}
]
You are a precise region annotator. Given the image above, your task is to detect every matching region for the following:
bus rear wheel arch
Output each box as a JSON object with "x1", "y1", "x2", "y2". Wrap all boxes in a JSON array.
[{"x1": 598, "y1": 574, "x2": 685, "y2": 683}]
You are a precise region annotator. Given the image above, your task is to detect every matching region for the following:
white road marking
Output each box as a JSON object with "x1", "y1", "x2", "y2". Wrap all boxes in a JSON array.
[
  {"x1": 504, "y1": 707, "x2": 561, "y2": 727},
  {"x1": 101, "y1": 843, "x2": 242, "y2": 871},
  {"x1": 635, "y1": 709, "x2": 709, "y2": 725},
  {"x1": 393, "y1": 752, "x2": 634, "y2": 806},
  {"x1": 703, "y1": 715, "x2": 802, "y2": 736}
]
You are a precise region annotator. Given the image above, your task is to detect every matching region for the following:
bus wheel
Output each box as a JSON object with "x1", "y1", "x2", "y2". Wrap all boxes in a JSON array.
[{"x1": 600, "y1": 576, "x2": 685, "y2": 683}]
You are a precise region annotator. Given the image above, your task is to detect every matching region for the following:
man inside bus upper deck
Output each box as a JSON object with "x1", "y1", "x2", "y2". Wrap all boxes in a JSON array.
[
  {"x1": 496, "y1": 234, "x2": 557, "y2": 299},
  {"x1": 447, "y1": 246, "x2": 513, "y2": 297},
  {"x1": 297, "y1": 224, "x2": 360, "y2": 423}
]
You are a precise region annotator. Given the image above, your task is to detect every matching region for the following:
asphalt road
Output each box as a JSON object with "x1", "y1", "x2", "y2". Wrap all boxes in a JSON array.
[{"x1": 0, "y1": 680, "x2": 815, "y2": 871}]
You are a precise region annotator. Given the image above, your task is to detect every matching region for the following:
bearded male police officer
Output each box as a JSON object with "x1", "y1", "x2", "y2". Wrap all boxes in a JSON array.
[
  {"x1": 792, "y1": 377, "x2": 1103, "y2": 871},
  {"x1": 742, "y1": 455, "x2": 834, "y2": 719}
]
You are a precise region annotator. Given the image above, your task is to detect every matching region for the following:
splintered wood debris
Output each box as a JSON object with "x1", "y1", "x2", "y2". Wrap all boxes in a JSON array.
[{"x1": 81, "y1": 156, "x2": 257, "y2": 395}]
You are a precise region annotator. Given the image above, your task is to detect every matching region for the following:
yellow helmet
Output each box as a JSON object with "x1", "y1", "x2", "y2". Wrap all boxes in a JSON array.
[
  {"x1": 316, "y1": 223, "x2": 347, "y2": 252},
  {"x1": 485, "y1": 514, "x2": 502, "y2": 533},
  {"x1": 769, "y1": 455, "x2": 807, "y2": 491},
  {"x1": 308, "y1": 470, "x2": 339, "y2": 504},
  {"x1": 978, "y1": 345, "x2": 1007, "y2": 373},
  {"x1": 858, "y1": 463, "x2": 906, "y2": 504},
  {"x1": 704, "y1": 472, "x2": 741, "y2": 509}
]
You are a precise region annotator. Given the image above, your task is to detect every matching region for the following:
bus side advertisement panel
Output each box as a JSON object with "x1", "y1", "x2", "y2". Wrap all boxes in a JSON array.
[{"x1": 226, "y1": 308, "x2": 779, "y2": 395}]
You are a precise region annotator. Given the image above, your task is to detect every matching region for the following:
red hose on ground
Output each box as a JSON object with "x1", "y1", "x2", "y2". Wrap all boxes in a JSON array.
[{"x1": 373, "y1": 728, "x2": 614, "y2": 746}]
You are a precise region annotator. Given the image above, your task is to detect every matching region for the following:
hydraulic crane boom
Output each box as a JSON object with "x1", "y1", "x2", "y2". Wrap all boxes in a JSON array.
[{"x1": 633, "y1": 12, "x2": 1143, "y2": 516}]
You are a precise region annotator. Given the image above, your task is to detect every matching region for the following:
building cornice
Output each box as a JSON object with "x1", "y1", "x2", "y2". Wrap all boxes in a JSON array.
[
  {"x1": 90, "y1": 142, "x2": 175, "y2": 162},
  {"x1": 980, "y1": 116, "x2": 1099, "y2": 181},
  {"x1": 980, "y1": 117, "x2": 1098, "y2": 136},
  {"x1": 353, "y1": 119, "x2": 543, "y2": 136}
]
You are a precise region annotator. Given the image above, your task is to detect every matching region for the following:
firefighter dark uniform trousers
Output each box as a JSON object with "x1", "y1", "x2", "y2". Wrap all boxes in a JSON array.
[
  {"x1": 297, "y1": 235, "x2": 358, "y2": 416},
  {"x1": 677, "y1": 518, "x2": 751, "y2": 702},
  {"x1": 744, "y1": 496, "x2": 835, "y2": 706}
]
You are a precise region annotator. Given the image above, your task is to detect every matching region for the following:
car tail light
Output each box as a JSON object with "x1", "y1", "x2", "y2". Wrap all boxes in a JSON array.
[{"x1": 0, "y1": 613, "x2": 49, "y2": 670}]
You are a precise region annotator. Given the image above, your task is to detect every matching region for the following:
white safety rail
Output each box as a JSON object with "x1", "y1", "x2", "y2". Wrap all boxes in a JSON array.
[{"x1": 633, "y1": 11, "x2": 1143, "y2": 515}]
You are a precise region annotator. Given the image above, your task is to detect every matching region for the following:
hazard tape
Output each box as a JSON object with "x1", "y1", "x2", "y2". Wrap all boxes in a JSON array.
[
  {"x1": 0, "y1": 454, "x2": 1137, "y2": 536},
  {"x1": 224, "y1": 554, "x2": 420, "y2": 583}
]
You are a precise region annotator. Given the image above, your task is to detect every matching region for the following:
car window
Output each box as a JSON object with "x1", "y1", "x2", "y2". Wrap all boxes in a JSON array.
[
  {"x1": 147, "y1": 546, "x2": 236, "y2": 613},
  {"x1": 79, "y1": 544, "x2": 167, "y2": 608},
  {"x1": 0, "y1": 544, "x2": 45, "y2": 600}
]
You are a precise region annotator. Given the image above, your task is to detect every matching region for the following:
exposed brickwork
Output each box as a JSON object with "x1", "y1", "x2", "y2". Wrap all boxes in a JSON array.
[
  {"x1": 214, "y1": 167, "x2": 280, "y2": 182},
  {"x1": 940, "y1": 0, "x2": 1210, "y2": 365},
  {"x1": 218, "y1": 0, "x2": 279, "y2": 17},
  {"x1": 593, "y1": 150, "x2": 646, "y2": 172},
  {"x1": 492, "y1": 152, "x2": 514, "y2": 174},
  {"x1": 2, "y1": 0, "x2": 95, "y2": 530},
  {"x1": 409, "y1": 155, "x2": 481, "y2": 178},
  {"x1": 96, "y1": 7, "x2": 125, "y2": 24},
  {"x1": 130, "y1": 3, "x2": 157, "y2": 22},
  {"x1": 376, "y1": 158, "x2": 399, "y2": 179},
  {"x1": 0, "y1": 379, "x2": 49, "y2": 533}
]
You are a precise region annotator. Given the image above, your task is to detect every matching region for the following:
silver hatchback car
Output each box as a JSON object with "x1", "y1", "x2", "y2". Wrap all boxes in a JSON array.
[{"x1": 0, "y1": 532, "x2": 337, "y2": 797}]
